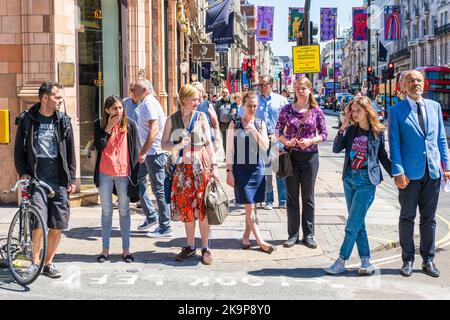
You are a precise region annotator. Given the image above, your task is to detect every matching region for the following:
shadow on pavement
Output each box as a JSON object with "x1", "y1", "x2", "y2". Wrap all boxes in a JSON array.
[
  {"x1": 0, "y1": 268, "x2": 31, "y2": 292},
  {"x1": 247, "y1": 267, "x2": 405, "y2": 278}
]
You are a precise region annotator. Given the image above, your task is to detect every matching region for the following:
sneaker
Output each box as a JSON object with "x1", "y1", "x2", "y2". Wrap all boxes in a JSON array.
[
  {"x1": 136, "y1": 201, "x2": 142, "y2": 209},
  {"x1": 358, "y1": 258, "x2": 375, "y2": 275},
  {"x1": 279, "y1": 203, "x2": 287, "y2": 209},
  {"x1": 324, "y1": 257, "x2": 346, "y2": 275},
  {"x1": 23, "y1": 264, "x2": 39, "y2": 278},
  {"x1": 112, "y1": 200, "x2": 119, "y2": 209},
  {"x1": 263, "y1": 203, "x2": 273, "y2": 210},
  {"x1": 145, "y1": 227, "x2": 173, "y2": 238},
  {"x1": 175, "y1": 246, "x2": 196, "y2": 261},
  {"x1": 42, "y1": 263, "x2": 61, "y2": 278},
  {"x1": 137, "y1": 218, "x2": 157, "y2": 231},
  {"x1": 201, "y1": 249, "x2": 213, "y2": 265}
]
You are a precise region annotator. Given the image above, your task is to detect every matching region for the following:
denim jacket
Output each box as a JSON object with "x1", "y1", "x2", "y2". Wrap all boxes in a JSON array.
[{"x1": 333, "y1": 125, "x2": 392, "y2": 185}]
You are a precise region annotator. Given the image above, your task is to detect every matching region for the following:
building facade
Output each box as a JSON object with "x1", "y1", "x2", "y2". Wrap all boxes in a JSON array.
[{"x1": 0, "y1": 0, "x2": 203, "y2": 203}]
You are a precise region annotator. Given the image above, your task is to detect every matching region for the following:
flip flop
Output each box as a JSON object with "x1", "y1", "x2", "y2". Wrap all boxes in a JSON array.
[
  {"x1": 96, "y1": 254, "x2": 109, "y2": 263},
  {"x1": 122, "y1": 254, "x2": 134, "y2": 263}
]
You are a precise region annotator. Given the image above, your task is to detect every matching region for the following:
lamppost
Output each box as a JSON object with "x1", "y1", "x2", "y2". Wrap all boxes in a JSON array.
[
  {"x1": 332, "y1": 11, "x2": 337, "y2": 111},
  {"x1": 180, "y1": 60, "x2": 189, "y2": 84}
]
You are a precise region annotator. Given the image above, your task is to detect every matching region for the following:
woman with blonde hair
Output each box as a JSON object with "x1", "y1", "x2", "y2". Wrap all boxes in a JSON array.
[
  {"x1": 161, "y1": 84, "x2": 219, "y2": 265},
  {"x1": 325, "y1": 96, "x2": 392, "y2": 275},
  {"x1": 275, "y1": 76, "x2": 328, "y2": 249},
  {"x1": 94, "y1": 95, "x2": 140, "y2": 263}
]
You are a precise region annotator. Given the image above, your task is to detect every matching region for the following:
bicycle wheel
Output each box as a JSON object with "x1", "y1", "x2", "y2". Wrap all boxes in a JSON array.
[{"x1": 7, "y1": 206, "x2": 47, "y2": 286}]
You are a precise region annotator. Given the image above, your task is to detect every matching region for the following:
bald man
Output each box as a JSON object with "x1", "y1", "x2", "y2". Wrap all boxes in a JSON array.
[{"x1": 388, "y1": 70, "x2": 450, "y2": 278}]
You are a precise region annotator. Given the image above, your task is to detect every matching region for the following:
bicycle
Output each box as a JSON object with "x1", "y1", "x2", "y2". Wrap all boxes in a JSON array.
[{"x1": 4, "y1": 179, "x2": 54, "y2": 285}]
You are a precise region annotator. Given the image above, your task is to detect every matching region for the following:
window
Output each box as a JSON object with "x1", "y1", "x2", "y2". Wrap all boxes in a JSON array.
[
  {"x1": 440, "y1": 43, "x2": 444, "y2": 65},
  {"x1": 421, "y1": 47, "x2": 426, "y2": 66}
]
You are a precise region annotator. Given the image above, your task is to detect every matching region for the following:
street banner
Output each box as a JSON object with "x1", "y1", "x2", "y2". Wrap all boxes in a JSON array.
[
  {"x1": 288, "y1": 7, "x2": 304, "y2": 42},
  {"x1": 192, "y1": 43, "x2": 216, "y2": 62},
  {"x1": 212, "y1": 12, "x2": 235, "y2": 45},
  {"x1": 205, "y1": 0, "x2": 231, "y2": 33},
  {"x1": 292, "y1": 45, "x2": 321, "y2": 74},
  {"x1": 352, "y1": 7, "x2": 368, "y2": 41},
  {"x1": 384, "y1": 5, "x2": 401, "y2": 40},
  {"x1": 320, "y1": 8, "x2": 337, "y2": 41},
  {"x1": 202, "y1": 62, "x2": 211, "y2": 80},
  {"x1": 216, "y1": 43, "x2": 229, "y2": 53},
  {"x1": 378, "y1": 40, "x2": 388, "y2": 61},
  {"x1": 256, "y1": 6, "x2": 274, "y2": 41}
]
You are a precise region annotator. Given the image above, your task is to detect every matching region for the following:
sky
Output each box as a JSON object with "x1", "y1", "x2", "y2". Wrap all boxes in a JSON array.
[{"x1": 248, "y1": 0, "x2": 364, "y2": 57}]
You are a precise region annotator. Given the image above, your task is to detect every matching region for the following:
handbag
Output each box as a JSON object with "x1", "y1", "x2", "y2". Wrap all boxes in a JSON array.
[
  {"x1": 164, "y1": 111, "x2": 200, "y2": 205},
  {"x1": 277, "y1": 150, "x2": 293, "y2": 179},
  {"x1": 204, "y1": 178, "x2": 229, "y2": 225}
]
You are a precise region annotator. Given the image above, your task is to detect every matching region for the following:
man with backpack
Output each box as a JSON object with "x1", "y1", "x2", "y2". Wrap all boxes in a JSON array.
[{"x1": 14, "y1": 80, "x2": 77, "y2": 278}]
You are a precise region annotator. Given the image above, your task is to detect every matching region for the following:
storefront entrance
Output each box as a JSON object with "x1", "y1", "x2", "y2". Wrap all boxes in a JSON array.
[{"x1": 77, "y1": 0, "x2": 123, "y2": 178}]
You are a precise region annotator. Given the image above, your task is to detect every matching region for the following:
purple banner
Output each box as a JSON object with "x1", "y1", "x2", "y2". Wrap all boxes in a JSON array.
[
  {"x1": 320, "y1": 8, "x2": 337, "y2": 41},
  {"x1": 384, "y1": 5, "x2": 401, "y2": 40},
  {"x1": 256, "y1": 6, "x2": 274, "y2": 41},
  {"x1": 353, "y1": 7, "x2": 368, "y2": 41}
]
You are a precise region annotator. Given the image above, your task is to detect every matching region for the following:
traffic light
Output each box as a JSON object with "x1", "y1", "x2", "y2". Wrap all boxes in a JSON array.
[
  {"x1": 387, "y1": 62, "x2": 395, "y2": 79},
  {"x1": 367, "y1": 66, "x2": 373, "y2": 74},
  {"x1": 246, "y1": 61, "x2": 253, "y2": 80}
]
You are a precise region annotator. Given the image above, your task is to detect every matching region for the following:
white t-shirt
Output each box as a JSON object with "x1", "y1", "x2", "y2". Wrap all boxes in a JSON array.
[{"x1": 136, "y1": 94, "x2": 167, "y2": 155}]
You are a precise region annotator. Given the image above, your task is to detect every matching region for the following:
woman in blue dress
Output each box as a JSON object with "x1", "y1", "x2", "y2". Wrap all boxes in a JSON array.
[{"x1": 225, "y1": 92, "x2": 274, "y2": 253}]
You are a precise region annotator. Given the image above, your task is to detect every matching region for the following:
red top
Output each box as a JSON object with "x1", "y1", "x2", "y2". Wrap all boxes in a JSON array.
[{"x1": 99, "y1": 124, "x2": 129, "y2": 177}]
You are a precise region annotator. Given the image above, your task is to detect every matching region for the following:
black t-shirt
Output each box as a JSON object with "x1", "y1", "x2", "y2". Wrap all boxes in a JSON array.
[
  {"x1": 348, "y1": 127, "x2": 369, "y2": 170},
  {"x1": 34, "y1": 112, "x2": 61, "y2": 187}
]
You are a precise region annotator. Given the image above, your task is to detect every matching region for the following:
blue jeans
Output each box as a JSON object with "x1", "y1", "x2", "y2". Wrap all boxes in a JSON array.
[
  {"x1": 265, "y1": 175, "x2": 286, "y2": 205},
  {"x1": 339, "y1": 169, "x2": 375, "y2": 260},
  {"x1": 138, "y1": 163, "x2": 158, "y2": 222},
  {"x1": 98, "y1": 173, "x2": 131, "y2": 250},
  {"x1": 144, "y1": 153, "x2": 171, "y2": 230}
]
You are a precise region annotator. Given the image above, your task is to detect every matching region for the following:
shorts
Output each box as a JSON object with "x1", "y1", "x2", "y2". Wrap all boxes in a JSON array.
[{"x1": 31, "y1": 185, "x2": 70, "y2": 230}]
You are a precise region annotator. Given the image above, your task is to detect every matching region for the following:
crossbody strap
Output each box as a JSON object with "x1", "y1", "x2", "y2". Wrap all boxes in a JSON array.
[{"x1": 171, "y1": 111, "x2": 199, "y2": 172}]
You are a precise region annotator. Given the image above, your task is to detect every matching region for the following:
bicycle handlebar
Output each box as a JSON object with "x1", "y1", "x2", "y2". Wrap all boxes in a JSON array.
[{"x1": 9, "y1": 179, "x2": 55, "y2": 198}]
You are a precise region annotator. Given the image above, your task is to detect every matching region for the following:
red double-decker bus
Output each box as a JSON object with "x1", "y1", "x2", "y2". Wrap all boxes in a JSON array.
[{"x1": 397, "y1": 66, "x2": 450, "y2": 119}]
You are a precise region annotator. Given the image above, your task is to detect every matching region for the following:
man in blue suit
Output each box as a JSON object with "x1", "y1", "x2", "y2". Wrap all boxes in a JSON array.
[{"x1": 389, "y1": 70, "x2": 450, "y2": 278}]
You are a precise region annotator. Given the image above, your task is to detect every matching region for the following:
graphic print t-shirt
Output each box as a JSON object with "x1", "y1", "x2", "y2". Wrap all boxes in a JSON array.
[
  {"x1": 349, "y1": 127, "x2": 369, "y2": 170},
  {"x1": 34, "y1": 112, "x2": 61, "y2": 186}
]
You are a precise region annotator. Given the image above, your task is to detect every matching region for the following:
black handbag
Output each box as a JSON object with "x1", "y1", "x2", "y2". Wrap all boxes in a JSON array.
[
  {"x1": 277, "y1": 150, "x2": 293, "y2": 179},
  {"x1": 164, "y1": 111, "x2": 200, "y2": 205}
]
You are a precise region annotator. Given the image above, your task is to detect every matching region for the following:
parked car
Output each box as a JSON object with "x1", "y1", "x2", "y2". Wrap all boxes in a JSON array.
[{"x1": 338, "y1": 99, "x2": 384, "y2": 127}]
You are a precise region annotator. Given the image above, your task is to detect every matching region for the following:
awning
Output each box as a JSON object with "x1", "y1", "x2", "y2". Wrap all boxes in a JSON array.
[{"x1": 205, "y1": 0, "x2": 232, "y2": 33}]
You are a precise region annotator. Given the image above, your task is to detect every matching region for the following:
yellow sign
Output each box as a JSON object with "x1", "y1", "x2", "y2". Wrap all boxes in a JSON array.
[
  {"x1": 292, "y1": 45, "x2": 321, "y2": 74},
  {"x1": 0, "y1": 110, "x2": 10, "y2": 144}
]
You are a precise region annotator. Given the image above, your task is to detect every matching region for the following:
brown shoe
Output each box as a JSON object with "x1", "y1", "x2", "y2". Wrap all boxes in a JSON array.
[
  {"x1": 175, "y1": 246, "x2": 196, "y2": 261},
  {"x1": 201, "y1": 249, "x2": 213, "y2": 265}
]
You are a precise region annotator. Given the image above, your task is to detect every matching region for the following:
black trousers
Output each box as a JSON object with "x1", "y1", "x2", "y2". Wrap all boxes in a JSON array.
[
  {"x1": 285, "y1": 151, "x2": 319, "y2": 239},
  {"x1": 398, "y1": 167, "x2": 440, "y2": 263}
]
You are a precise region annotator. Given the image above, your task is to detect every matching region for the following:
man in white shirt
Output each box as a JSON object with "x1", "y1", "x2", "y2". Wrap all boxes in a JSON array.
[{"x1": 133, "y1": 79, "x2": 172, "y2": 237}]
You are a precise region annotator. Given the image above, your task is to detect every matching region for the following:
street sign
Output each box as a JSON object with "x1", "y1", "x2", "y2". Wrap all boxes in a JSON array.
[
  {"x1": 192, "y1": 43, "x2": 216, "y2": 62},
  {"x1": 292, "y1": 45, "x2": 321, "y2": 74}
]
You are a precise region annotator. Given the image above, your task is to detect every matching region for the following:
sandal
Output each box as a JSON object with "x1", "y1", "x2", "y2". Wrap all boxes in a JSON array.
[
  {"x1": 96, "y1": 254, "x2": 109, "y2": 263},
  {"x1": 122, "y1": 254, "x2": 134, "y2": 263}
]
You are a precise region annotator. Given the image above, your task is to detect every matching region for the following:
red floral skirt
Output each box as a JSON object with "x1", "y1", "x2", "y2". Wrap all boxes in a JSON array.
[{"x1": 171, "y1": 163, "x2": 210, "y2": 223}]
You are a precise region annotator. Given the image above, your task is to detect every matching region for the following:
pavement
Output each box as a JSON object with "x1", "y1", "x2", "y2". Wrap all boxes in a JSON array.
[{"x1": 1, "y1": 115, "x2": 449, "y2": 270}]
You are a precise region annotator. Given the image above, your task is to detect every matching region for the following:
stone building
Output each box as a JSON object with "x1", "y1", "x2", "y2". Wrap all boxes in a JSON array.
[{"x1": 0, "y1": 0, "x2": 204, "y2": 203}]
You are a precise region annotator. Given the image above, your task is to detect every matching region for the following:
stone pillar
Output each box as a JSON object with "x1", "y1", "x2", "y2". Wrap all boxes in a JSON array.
[
  {"x1": 152, "y1": 0, "x2": 168, "y2": 112},
  {"x1": 127, "y1": 0, "x2": 148, "y2": 82},
  {"x1": 167, "y1": 0, "x2": 178, "y2": 114}
]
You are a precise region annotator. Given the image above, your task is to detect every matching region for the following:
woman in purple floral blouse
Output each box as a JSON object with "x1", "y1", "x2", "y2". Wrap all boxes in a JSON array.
[{"x1": 275, "y1": 76, "x2": 328, "y2": 249}]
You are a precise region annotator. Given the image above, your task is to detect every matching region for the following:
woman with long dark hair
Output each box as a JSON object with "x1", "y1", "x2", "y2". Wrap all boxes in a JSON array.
[{"x1": 93, "y1": 95, "x2": 140, "y2": 263}]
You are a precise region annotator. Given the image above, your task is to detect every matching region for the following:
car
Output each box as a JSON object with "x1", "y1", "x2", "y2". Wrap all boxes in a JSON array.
[
  {"x1": 337, "y1": 95, "x2": 355, "y2": 127},
  {"x1": 338, "y1": 99, "x2": 384, "y2": 127},
  {"x1": 375, "y1": 94, "x2": 400, "y2": 112}
]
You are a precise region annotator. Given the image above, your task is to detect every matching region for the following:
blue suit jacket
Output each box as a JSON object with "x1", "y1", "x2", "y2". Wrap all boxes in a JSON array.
[{"x1": 388, "y1": 98, "x2": 450, "y2": 180}]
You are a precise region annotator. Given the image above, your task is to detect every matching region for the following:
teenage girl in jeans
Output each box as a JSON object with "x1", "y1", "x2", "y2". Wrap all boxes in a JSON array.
[
  {"x1": 94, "y1": 95, "x2": 140, "y2": 263},
  {"x1": 325, "y1": 96, "x2": 392, "y2": 275}
]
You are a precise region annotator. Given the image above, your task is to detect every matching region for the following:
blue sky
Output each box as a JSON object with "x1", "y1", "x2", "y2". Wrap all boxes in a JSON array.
[{"x1": 249, "y1": 0, "x2": 364, "y2": 57}]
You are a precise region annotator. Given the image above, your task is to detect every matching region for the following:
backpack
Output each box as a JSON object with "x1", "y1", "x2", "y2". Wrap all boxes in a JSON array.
[{"x1": 204, "y1": 178, "x2": 229, "y2": 225}]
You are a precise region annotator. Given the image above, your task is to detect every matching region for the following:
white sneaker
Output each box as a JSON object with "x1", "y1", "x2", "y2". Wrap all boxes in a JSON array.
[
  {"x1": 324, "y1": 257, "x2": 346, "y2": 275},
  {"x1": 263, "y1": 203, "x2": 273, "y2": 210},
  {"x1": 358, "y1": 258, "x2": 375, "y2": 275},
  {"x1": 145, "y1": 227, "x2": 173, "y2": 238},
  {"x1": 137, "y1": 218, "x2": 157, "y2": 231}
]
